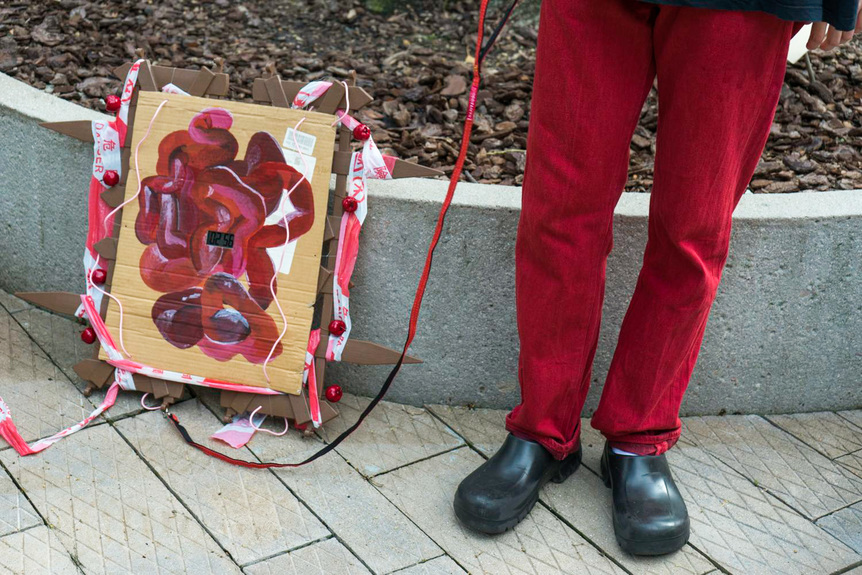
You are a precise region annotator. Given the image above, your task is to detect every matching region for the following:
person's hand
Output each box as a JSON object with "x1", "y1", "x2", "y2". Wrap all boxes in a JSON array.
[{"x1": 807, "y1": 0, "x2": 862, "y2": 50}]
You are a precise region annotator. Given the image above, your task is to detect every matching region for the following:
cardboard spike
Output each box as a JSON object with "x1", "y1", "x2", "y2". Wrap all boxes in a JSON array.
[
  {"x1": 15, "y1": 292, "x2": 81, "y2": 315},
  {"x1": 101, "y1": 187, "x2": 125, "y2": 208},
  {"x1": 73, "y1": 359, "x2": 114, "y2": 388},
  {"x1": 326, "y1": 215, "x2": 341, "y2": 240},
  {"x1": 264, "y1": 75, "x2": 290, "y2": 108},
  {"x1": 317, "y1": 267, "x2": 333, "y2": 293},
  {"x1": 138, "y1": 60, "x2": 158, "y2": 91},
  {"x1": 93, "y1": 237, "x2": 118, "y2": 260},
  {"x1": 323, "y1": 216, "x2": 336, "y2": 242},
  {"x1": 315, "y1": 338, "x2": 421, "y2": 365},
  {"x1": 40, "y1": 120, "x2": 94, "y2": 143},
  {"x1": 188, "y1": 68, "x2": 216, "y2": 97},
  {"x1": 113, "y1": 63, "x2": 229, "y2": 96},
  {"x1": 317, "y1": 269, "x2": 353, "y2": 294},
  {"x1": 219, "y1": 391, "x2": 297, "y2": 420},
  {"x1": 390, "y1": 159, "x2": 445, "y2": 179},
  {"x1": 288, "y1": 392, "x2": 312, "y2": 424},
  {"x1": 314, "y1": 81, "x2": 346, "y2": 115},
  {"x1": 133, "y1": 374, "x2": 184, "y2": 399},
  {"x1": 252, "y1": 79, "x2": 372, "y2": 112},
  {"x1": 333, "y1": 129, "x2": 351, "y2": 201}
]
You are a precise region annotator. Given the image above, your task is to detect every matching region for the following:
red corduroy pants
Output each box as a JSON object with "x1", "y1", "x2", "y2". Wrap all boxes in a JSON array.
[{"x1": 505, "y1": 0, "x2": 800, "y2": 458}]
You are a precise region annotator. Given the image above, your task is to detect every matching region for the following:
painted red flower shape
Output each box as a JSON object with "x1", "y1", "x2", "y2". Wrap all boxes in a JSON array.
[{"x1": 135, "y1": 108, "x2": 315, "y2": 362}]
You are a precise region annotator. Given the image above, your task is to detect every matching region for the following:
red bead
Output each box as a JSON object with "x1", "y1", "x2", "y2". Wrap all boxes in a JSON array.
[
  {"x1": 103, "y1": 170, "x2": 120, "y2": 187},
  {"x1": 325, "y1": 385, "x2": 343, "y2": 403},
  {"x1": 81, "y1": 327, "x2": 97, "y2": 344},
  {"x1": 294, "y1": 421, "x2": 308, "y2": 432},
  {"x1": 342, "y1": 196, "x2": 358, "y2": 213},
  {"x1": 105, "y1": 94, "x2": 122, "y2": 112},
  {"x1": 328, "y1": 319, "x2": 347, "y2": 336},
  {"x1": 91, "y1": 269, "x2": 107, "y2": 285},
  {"x1": 352, "y1": 124, "x2": 371, "y2": 141}
]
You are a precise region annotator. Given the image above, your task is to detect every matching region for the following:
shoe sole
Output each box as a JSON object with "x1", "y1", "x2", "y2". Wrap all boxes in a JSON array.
[
  {"x1": 615, "y1": 533, "x2": 690, "y2": 556},
  {"x1": 600, "y1": 451, "x2": 689, "y2": 556},
  {"x1": 454, "y1": 449, "x2": 582, "y2": 535}
]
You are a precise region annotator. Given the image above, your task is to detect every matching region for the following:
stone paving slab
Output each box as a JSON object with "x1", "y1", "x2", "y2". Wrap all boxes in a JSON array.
[
  {"x1": 373, "y1": 447, "x2": 627, "y2": 575},
  {"x1": 0, "y1": 468, "x2": 40, "y2": 538},
  {"x1": 768, "y1": 412, "x2": 862, "y2": 459},
  {"x1": 12, "y1": 305, "x2": 147, "y2": 420},
  {"x1": 0, "y1": 290, "x2": 32, "y2": 315},
  {"x1": 669, "y1": 443, "x2": 860, "y2": 575},
  {"x1": 392, "y1": 555, "x2": 466, "y2": 574},
  {"x1": 0, "y1": 526, "x2": 80, "y2": 574},
  {"x1": 0, "y1": 308, "x2": 97, "y2": 445},
  {"x1": 115, "y1": 401, "x2": 329, "y2": 567},
  {"x1": 0, "y1": 423, "x2": 239, "y2": 574},
  {"x1": 248, "y1": 427, "x2": 442, "y2": 574},
  {"x1": 428, "y1": 404, "x2": 713, "y2": 574},
  {"x1": 243, "y1": 537, "x2": 370, "y2": 575},
  {"x1": 839, "y1": 452, "x2": 862, "y2": 479},
  {"x1": 841, "y1": 411, "x2": 862, "y2": 431},
  {"x1": 685, "y1": 415, "x2": 862, "y2": 519},
  {"x1": 318, "y1": 393, "x2": 464, "y2": 477},
  {"x1": 817, "y1": 502, "x2": 862, "y2": 554}
]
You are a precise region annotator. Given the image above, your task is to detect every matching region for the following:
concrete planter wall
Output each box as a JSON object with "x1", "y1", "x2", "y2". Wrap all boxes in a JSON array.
[{"x1": 2, "y1": 73, "x2": 860, "y2": 415}]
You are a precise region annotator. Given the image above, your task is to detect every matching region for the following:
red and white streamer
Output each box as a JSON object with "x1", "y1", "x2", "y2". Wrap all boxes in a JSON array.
[
  {"x1": 77, "y1": 59, "x2": 143, "y2": 319},
  {"x1": 303, "y1": 329, "x2": 322, "y2": 426},
  {"x1": 326, "y1": 152, "x2": 368, "y2": 361}
]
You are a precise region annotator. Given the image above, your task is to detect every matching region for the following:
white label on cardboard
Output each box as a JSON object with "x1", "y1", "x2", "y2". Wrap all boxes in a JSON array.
[
  {"x1": 283, "y1": 128, "x2": 317, "y2": 156},
  {"x1": 281, "y1": 148, "x2": 317, "y2": 180}
]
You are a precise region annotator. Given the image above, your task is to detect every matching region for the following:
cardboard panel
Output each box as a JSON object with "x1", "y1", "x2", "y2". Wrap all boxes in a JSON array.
[
  {"x1": 114, "y1": 63, "x2": 230, "y2": 96},
  {"x1": 15, "y1": 292, "x2": 81, "y2": 315},
  {"x1": 101, "y1": 92, "x2": 336, "y2": 394},
  {"x1": 252, "y1": 80, "x2": 372, "y2": 113}
]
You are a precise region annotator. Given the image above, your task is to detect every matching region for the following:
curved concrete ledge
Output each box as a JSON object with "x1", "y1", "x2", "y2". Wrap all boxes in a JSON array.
[{"x1": 1, "y1": 73, "x2": 860, "y2": 415}]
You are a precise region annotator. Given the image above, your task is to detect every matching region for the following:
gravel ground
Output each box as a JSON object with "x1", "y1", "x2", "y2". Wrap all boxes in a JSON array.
[{"x1": 1, "y1": 0, "x2": 860, "y2": 191}]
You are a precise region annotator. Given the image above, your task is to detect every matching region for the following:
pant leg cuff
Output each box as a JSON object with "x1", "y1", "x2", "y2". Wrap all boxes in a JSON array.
[
  {"x1": 505, "y1": 417, "x2": 581, "y2": 461},
  {"x1": 604, "y1": 429, "x2": 681, "y2": 456}
]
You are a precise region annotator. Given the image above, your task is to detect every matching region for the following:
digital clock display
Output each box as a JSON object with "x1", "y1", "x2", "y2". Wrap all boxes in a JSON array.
[{"x1": 206, "y1": 230, "x2": 235, "y2": 248}]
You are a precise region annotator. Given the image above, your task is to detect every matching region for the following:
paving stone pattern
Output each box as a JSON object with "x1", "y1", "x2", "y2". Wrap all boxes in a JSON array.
[
  {"x1": 685, "y1": 415, "x2": 862, "y2": 519},
  {"x1": 114, "y1": 401, "x2": 330, "y2": 567},
  {"x1": 817, "y1": 502, "x2": 862, "y2": 554},
  {"x1": 768, "y1": 412, "x2": 862, "y2": 459},
  {"x1": 839, "y1": 451, "x2": 862, "y2": 478},
  {"x1": 319, "y1": 393, "x2": 464, "y2": 477},
  {"x1": 0, "y1": 294, "x2": 860, "y2": 574},
  {"x1": 243, "y1": 537, "x2": 372, "y2": 575}
]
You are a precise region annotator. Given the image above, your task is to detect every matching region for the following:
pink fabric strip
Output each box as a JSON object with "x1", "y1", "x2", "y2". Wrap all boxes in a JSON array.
[
  {"x1": 303, "y1": 329, "x2": 322, "y2": 426},
  {"x1": 0, "y1": 381, "x2": 119, "y2": 456},
  {"x1": 326, "y1": 152, "x2": 368, "y2": 361},
  {"x1": 211, "y1": 414, "x2": 258, "y2": 449}
]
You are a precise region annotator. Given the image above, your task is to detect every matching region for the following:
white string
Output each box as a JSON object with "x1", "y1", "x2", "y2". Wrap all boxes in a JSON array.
[
  {"x1": 261, "y1": 117, "x2": 312, "y2": 383},
  {"x1": 140, "y1": 393, "x2": 162, "y2": 411},
  {"x1": 248, "y1": 406, "x2": 289, "y2": 436},
  {"x1": 332, "y1": 81, "x2": 351, "y2": 126}
]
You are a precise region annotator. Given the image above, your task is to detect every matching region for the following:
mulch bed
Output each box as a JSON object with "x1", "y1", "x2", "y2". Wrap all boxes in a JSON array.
[{"x1": 2, "y1": 0, "x2": 860, "y2": 192}]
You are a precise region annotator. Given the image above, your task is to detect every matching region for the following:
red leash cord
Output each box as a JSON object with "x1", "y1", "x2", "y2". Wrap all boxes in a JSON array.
[{"x1": 166, "y1": 0, "x2": 512, "y2": 467}]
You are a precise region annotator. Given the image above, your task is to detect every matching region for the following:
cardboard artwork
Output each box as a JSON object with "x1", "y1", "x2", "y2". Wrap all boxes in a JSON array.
[
  {"x1": 101, "y1": 91, "x2": 336, "y2": 394},
  {"x1": 15, "y1": 60, "x2": 438, "y2": 431}
]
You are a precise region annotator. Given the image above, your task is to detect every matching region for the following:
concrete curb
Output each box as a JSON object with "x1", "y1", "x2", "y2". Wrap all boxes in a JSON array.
[{"x1": 1, "y1": 73, "x2": 860, "y2": 414}]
